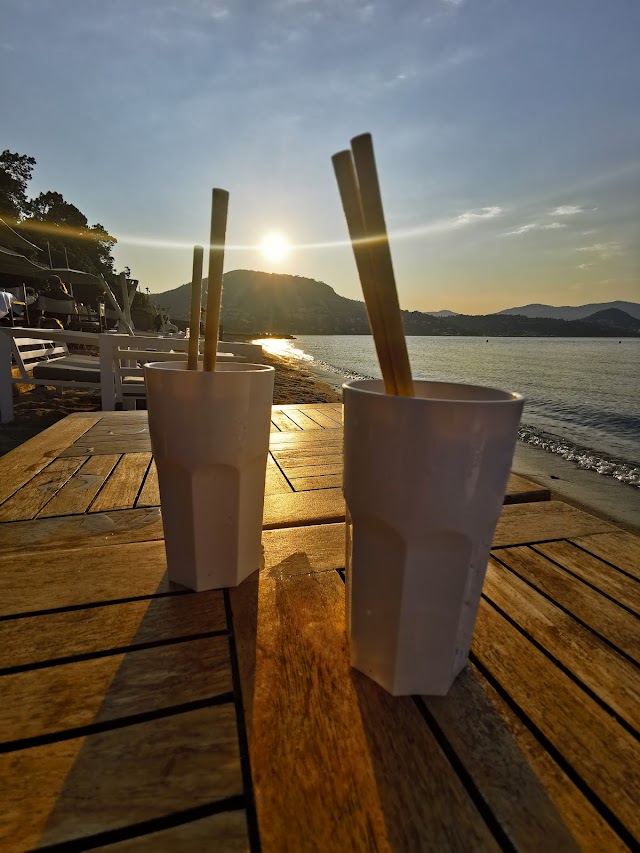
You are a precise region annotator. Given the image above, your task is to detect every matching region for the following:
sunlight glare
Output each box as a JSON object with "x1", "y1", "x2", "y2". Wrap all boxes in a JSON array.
[{"x1": 259, "y1": 232, "x2": 290, "y2": 262}]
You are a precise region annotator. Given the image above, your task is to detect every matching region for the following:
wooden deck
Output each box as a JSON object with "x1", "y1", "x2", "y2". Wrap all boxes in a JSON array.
[{"x1": 0, "y1": 404, "x2": 638, "y2": 850}]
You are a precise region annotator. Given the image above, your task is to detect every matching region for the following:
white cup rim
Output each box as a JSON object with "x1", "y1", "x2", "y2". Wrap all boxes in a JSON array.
[
  {"x1": 144, "y1": 361, "x2": 274, "y2": 373},
  {"x1": 343, "y1": 378, "x2": 523, "y2": 404}
]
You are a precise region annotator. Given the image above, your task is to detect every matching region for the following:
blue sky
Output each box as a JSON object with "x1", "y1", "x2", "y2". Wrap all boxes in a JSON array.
[{"x1": 2, "y1": 0, "x2": 639, "y2": 312}]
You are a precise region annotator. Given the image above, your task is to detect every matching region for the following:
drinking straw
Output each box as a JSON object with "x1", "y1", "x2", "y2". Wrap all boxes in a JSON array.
[
  {"x1": 332, "y1": 150, "x2": 398, "y2": 395},
  {"x1": 187, "y1": 244, "x2": 204, "y2": 370},
  {"x1": 203, "y1": 188, "x2": 229, "y2": 372},
  {"x1": 348, "y1": 133, "x2": 414, "y2": 396}
]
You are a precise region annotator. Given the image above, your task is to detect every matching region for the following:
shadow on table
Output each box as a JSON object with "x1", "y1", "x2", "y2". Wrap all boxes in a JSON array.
[{"x1": 30, "y1": 569, "x2": 249, "y2": 850}]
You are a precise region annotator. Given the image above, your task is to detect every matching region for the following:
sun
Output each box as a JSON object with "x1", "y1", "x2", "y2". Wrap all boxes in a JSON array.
[{"x1": 259, "y1": 232, "x2": 290, "y2": 263}]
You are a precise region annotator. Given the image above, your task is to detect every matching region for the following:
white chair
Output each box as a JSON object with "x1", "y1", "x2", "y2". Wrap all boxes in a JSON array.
[
  {"x1": 0, "y1": 327, "x2": 102, "y2": 423},
  {"x1": 99, "y1": 334, "x2": 250, "y2": 410}
]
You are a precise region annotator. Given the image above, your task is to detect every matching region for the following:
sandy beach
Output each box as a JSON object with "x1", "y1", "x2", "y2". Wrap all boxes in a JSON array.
[{"x1": 2, "y1": 350, "x2": 637, "y2": 532}]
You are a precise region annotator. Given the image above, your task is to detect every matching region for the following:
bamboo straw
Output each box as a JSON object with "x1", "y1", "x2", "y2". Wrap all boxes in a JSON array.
[
  {"x1": 187, "y1": 244, "x2": 204, "y2": 370},
  {"x1": 332, "y1": 150, "x2": 398, "y2": 395},
  {"x1": 350, "y1": 133, "x2": 414, "y2": 396},
  {"x1": 203, "y1": 188, "x2": 229, "y2": 372}
]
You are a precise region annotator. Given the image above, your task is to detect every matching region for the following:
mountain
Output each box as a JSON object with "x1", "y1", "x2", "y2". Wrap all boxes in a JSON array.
[
  {"x1": 583, "y1": 308, "x2": 640, "y2": 331},
  {"x1": 153, "y1": 270, "x2": 639, "y2": 337},
  {"x1": 494, "y1": 301, "x2": 640, "y2": 321},
  {"x1": 425, "y1": 309, "x2": 458, "y2": 317}
]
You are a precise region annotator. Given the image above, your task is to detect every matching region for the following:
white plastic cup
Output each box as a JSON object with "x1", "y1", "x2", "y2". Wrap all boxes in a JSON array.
[
  {"x1": 343, "y1": 379, "x2": 524, "y2": 696},
  {"x1": 144, "y1": 361, "x2": 275, "y2": 591}
]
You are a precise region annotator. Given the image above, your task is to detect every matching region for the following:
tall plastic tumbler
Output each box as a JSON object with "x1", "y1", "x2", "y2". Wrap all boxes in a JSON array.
[
  {"x1": 343, "y1": 379, "x2": 524, "y2": 696},
  {"x1": 145, "y1": 361, "x2": 275, "y2": 591}
]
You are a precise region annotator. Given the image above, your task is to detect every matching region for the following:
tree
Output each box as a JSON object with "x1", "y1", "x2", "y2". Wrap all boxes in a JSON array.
[
  {"x1": 0, "y1": 150, "x2": 36, "y2": 221},
  {"x1": 24, "y1": 191, "x2": 118, "y2": 279}
]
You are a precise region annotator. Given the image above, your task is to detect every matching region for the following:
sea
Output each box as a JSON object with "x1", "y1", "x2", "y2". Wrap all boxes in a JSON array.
[{"x1": 258, "y1": 335, "x2": 640, "y2": 489}]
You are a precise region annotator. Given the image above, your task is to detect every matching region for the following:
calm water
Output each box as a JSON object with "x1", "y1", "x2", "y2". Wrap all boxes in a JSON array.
[{"x1": 263, "y1": 336, "x2": 640, "y2": 488}]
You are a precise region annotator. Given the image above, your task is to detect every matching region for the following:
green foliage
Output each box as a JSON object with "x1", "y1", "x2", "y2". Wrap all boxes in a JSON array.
[
  {"x1": 130, "y1": 290, "x2": 158, "y2": 331},
  {"x1": 0, "y1": 150, "x2": 36, "y2": 220},
  {"x1": 0, "y1": 150, "x2": 119, "y2": 280}
]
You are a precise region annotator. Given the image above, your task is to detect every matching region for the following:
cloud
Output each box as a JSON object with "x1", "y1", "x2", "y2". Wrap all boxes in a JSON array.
[
  {"x1": 576, "y1": 241, "x2": 623, "y2": 260},
  {"x1": 453, "y1": 206, "x2": 502, "y2": 226},
  {"x1": 550, "y1": 205, "x2": 585, "y2": 216},
  {"x1": 577, "y1": 263, "x2": 593, "y2": 270},
  {"x1": 504, "y1": 221, "x2": 566, "y2": 236}
]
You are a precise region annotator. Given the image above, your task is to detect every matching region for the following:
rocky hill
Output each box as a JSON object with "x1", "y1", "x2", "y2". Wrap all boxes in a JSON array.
[{"x1": 153, "y1": 270, "x2": 640, "y2": 337}]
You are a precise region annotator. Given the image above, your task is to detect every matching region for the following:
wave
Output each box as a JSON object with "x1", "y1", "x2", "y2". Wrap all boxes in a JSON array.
[{"x1": 518, "y1": 425, "x2": 640, "y2": 487}]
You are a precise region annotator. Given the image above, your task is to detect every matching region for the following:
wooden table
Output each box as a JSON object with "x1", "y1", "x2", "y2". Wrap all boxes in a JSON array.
[{"x1": 0, "y1": 404, "x2": 638, "y2": 850}]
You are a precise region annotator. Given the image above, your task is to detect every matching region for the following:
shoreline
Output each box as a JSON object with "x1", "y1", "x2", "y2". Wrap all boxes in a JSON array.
[{"x1": 2, "y1": 351, "x2": 637, "y2": 533}]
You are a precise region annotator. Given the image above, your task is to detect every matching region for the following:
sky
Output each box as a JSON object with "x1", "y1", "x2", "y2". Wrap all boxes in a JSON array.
[{"x1": 2, "y1": 0, "x2": 639, "y2": 313}]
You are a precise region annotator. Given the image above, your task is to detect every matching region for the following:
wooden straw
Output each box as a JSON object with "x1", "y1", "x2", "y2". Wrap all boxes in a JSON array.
[
  {"x1": 203, "y1": 188, "x2": 229, "y2": 372},
  {"x1": 187, "y1": 244, "x2": 204, "y2": 370},
  {"x1": 332, "y1": 150, "x2": 398, "y2": 395},
  {"x1": 350, "y1": 133, "x2": 414, "y2": 396}
]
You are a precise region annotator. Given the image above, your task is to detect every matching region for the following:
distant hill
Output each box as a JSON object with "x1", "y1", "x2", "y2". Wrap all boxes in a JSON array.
[
  {"x1": 583, "y1": 308, "x2": 640, "y2": 331},
  {"x1": 494, "y1": 301, "x2": 640, "y2": 321},
  {"x1": 425, "y1": 309, "x2": 458, "y2": 317},
  {"x1": 153, "y1": 270, "x2": 639, "y2": 337}
]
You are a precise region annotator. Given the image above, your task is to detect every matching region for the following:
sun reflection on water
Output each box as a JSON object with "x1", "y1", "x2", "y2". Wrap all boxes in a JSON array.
[{"x1": 252, "y1": 338, "x2": 313, "y2": 361}]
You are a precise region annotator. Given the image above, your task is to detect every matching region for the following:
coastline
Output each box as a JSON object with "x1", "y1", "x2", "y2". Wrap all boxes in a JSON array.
[{"x1": 2, "y1": 351, "x2": 637, "y2": 533}]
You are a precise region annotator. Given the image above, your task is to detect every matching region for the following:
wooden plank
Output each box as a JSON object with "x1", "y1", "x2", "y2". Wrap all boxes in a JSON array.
[
  {"x1": 483, "y1": 558, "x2": 640, "y2": 730},
  {"x1": 301, "y1": 408, "x2": 343, "y2": 428},
  {"x1": 494, "y1": 546, "x2": 639, "y2": 662},
  {"x1": 60, "y1": 436, "x2": 152, "y2": 457},
  {"x1": 272, "y1": 446, "x2": 343, "y2": 463},
  {"x1": 570, "y1": 531, "x2": 640, "y2": 579},
  {"x1": 263, "y1": 488, "x2": 344, "y2": 529},
  {"x1": 281, "y1": 409, "x2": 325, "y2": 430},
  {"x1": 290, "y1": 473, "x2": 343, "y2": 492},
  {"x1": 0, "y1": 540, "x2": 170, "y2": 615},
  {"x1": 262, "y1": 522, "x2": 345, "y2": 576},
  {"x1": 472, "y1": 598, "x2": 640, "y2": 836},
  {"x1": 136, "y1": 460, "x2": 159, "y2": 507},
  {"x1": 0, "y1": 591, "x2": 226, "y2": 670},
  {"x1": 492, "y1": 501, "x2": 615, "y2": 548},
  {"x1": 37, "y1": 455, "x2": 121, "y2": 518},
  {"x1": 0, "y1": 507, "x2": 164, "y2": 556},
  {"x1": 230, "y1": 568, "x2": 498, "y2": 851},
  {"x1": 264, "y1": 456, "x2": 293, "y2": 495},
  {"x1": 270, "y1": 410, "x2": 301, "y2": 432},
  {"x1": 504, "y1": 473, "x2": 550, "y2": 504},
  {"x1": 534, "y1": 540, "x2": 640, "y2": 613},
  {"x1": 268, "y1": 427, "x2": 342, "y2": 446},
  {"x1": 0, "y1": 457, "x2": 85, "y2": 521},
  {"x1": 284, "y1": 462, "x2": 343, "y2": 478},
  {"x1": 0, "y1": 705, "x2": 242, "y2": 850},
  {"x1": 0, "y1": 636, "x2": 231, "y2": 742},
  {"x1": 424, "y1": 664, "x2": 625, "y2": 851},
  {"x1": 89, "y1": 453, "x2": 152, "y2": 512},
  {"x1": 106, "y1": 812, "x2": 250, "y2": 851},
  {"x1": 0, "y1": 413, "x2": 100, "y2": 504},
  {"x1": 275, "y1": 453, "x2": 343, "y2": 468}
]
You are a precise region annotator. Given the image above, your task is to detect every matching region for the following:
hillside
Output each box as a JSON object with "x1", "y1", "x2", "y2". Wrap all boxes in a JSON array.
[
  {"x1": 495, "y1": 301, "x2": 640, "y2": 321},
  {"x1": 583, "y1": 308, "x2": 640, "y2": 331},
  {"x1": 153, "y1": 270, "x2": 640, "y2": 337}
]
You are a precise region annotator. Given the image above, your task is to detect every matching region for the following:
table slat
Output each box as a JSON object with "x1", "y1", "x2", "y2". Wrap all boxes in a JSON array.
[
  {"x1": 0, "y1": 706, "x2": 242, "y2": 850},
  {"x1": 89, "y1": 453, "x2": 152, "y2": 512},
  {"x1": 0, "y1": 591, "x2": 226, "y2": 670},
  {"x1": 534, "y1": 540, "x2": 640, "y2": 612},
  {"x1": 494, "y1": 546, "x2": 639, "y2": 662},
  {"x1": 571, "y1": 531, "x2": 640, "y2": 579},
  {"x1": 0, "y1": 457, "x2": 85, "y2": 521},
  {"x1": 473, "y1": 598, "x2": 640, "y2": 837},
  {"x1": 37, "y1": 454, "x2": 120, "y2": 518},
  {"x1": 483, "y1": 558, "x2": 640, "y2": 730},
  {"x1": 230, "y1": 569, "x2": 499, "y2": 851},
  {"x1": 0, "y1": 413, "x2": 101, "y2": 504},
  {"x1": 106, "y1": 812, "x2": 250, "y2": 851},
  {"x1": 424, "y1": 664, "x2": 623, "y2": 851}
]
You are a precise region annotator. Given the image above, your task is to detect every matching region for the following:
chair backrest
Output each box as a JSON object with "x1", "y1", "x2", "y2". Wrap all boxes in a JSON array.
[
  {"x1": 10, "y1": 336, "x2": 69, "y2": 380},
  {"x1": 36, "y1": 294, "x2": 76, "y2": 324}
]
